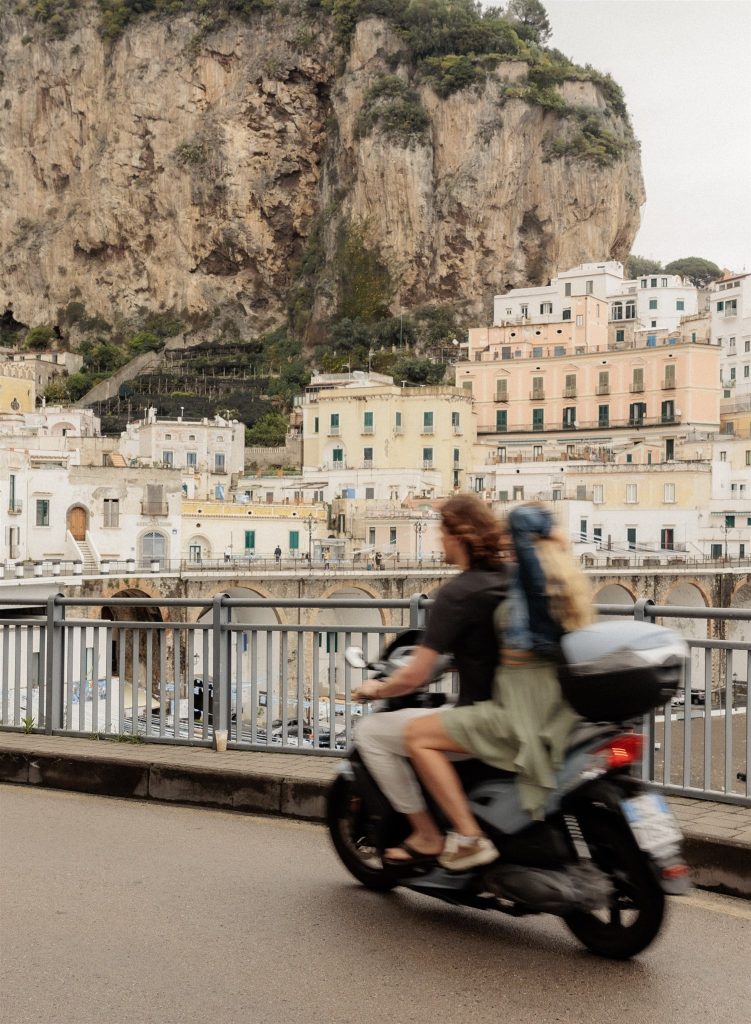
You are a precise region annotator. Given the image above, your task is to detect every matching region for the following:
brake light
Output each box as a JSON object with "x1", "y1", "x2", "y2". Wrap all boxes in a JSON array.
[{"x1": 594, "y1": 732, "x2": 643, "y2": 769}]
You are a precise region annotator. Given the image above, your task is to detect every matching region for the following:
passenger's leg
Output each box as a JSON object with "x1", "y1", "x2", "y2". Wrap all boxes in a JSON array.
[
  {"x1": 405, "y1": 713, "x2": 483, "y2": 839},
  {"x1": 356, "y1": 708, "x2": 443, "y2": 858}
]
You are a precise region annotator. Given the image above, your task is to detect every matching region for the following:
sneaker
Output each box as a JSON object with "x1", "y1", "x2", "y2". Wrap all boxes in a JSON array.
[{"x1": 438, "y1": 833, "x2": 499, "y2": 872}]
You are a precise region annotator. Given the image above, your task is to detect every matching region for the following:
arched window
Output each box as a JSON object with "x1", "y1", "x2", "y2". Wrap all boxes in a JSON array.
[
  {"x1": 610, "y1": 302, "x2": 623, "y2": 321},
  {"x1": 140, "y1": 531, "x2": 167, "y2": 565}
]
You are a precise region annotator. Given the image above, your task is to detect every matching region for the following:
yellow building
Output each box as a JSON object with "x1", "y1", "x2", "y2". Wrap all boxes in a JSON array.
[
  {"x1": 181, "y1": 500, "x2": 327, "y2": 561},
  {"x1": 0, "y1": 369, "x2": 35, "y2": 413},
  {"x1": 301, "y1": 380, "x2": 477, "y2": 496}
]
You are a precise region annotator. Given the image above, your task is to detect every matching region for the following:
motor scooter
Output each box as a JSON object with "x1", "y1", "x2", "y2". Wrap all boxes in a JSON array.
[{"x1": 327, "y1": 622, "x2": 691, "y2": 960}]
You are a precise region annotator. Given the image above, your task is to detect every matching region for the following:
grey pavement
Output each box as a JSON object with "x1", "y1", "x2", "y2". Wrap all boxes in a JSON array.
[
  {"x1": 1, "y1": 786, "x2": 750, "y2": 1024},
  {"x1": 1, "y1": 731, "x2": 750, "y2": 896}
]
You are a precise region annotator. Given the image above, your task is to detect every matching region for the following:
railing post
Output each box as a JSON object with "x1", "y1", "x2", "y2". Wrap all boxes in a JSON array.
[
  {"x1": 409, "y1": 593, "x2": 427, "y2": 629},
  {"x1": 633, "y1": 598, "x2": 656, "y2": 781},
  {"x1": 44, "y1": 594, "x2": 66, "y2": 733},
  {"x1": 212, "y1": 593, "x2": 231, "y2": 735}
]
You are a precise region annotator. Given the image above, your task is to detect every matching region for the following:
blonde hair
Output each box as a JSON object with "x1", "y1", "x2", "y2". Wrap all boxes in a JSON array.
[{"x1": 535, "y1": 534, "x2": 594, "y2": 633}]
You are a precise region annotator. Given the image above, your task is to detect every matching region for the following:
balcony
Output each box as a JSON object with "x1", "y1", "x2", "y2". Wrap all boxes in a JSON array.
[
  {"x1": 530, "y1": 390, "x2": 545, "y2": 401},
  {"x1": 661, "y1": 379, "x2": 676, "y2": 389},
  {"x1": 421, "y1": 427, "x2": 434, "y2": 436},
  {"x1": 362, "y1": 460, "x2": 373, "y2": 469},
  {"x1": 423, "y1": 460, "x2": 434, "y2": 470},
  {"x1": 563, "y1": 388, "x2": 577, "y2": 399},
  {"x1": 596, "y1": 385, "x2": 610, "y2": 396},
  {"x1": 630, "y1": 383, "x2": 645, "y2": 393},
  {"x1": 7, "y1": 500, "x2": 22, "y2": 515},
  {"x1": 362, "y1": 426, "x2": 374, "y2": 435},
  {"x1": 495, "y1": 394, "x2": 509, "y2": 403},
  {"x1": 328, "y1": 426, "x2": 341, "y2": 436},
  {"x1": 141, "y1": 502, "x2": 169, "y2": 516},
  {"x1": 660, "y1": 414, "x2": 676, "y2": 424},
  {"x1": 394, "y1": 425, "x2": 403, "y2": 435},
  {"x1": 452, "y1": 426, "x2": 462, "y2": 435}
]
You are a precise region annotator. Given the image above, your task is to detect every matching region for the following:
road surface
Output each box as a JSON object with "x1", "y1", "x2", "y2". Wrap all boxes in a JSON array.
[{"x1": 1, "y1": 786, "x2": 749, "y2": 1024}]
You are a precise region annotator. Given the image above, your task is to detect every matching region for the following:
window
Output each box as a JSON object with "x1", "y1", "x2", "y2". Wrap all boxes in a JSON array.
[
  {"x1": 451, "y1": 411, "x2": 460, "y2": 430},
  {"x1": 625, "y1": 301, "x2": 636, "y2": 319},
  {"x1": 661, "y1": 528, "x2": 674, "y2": 551},
  {"x1": 563, "y1": 407, "x2": 576, "y2": 429},
  {"x1": 513, "y1": 486, "x2": 524, "y2": 501},
  {"x1": 725, "y1": 514, "x2": 736, "y2": 528},
  {"x1": 746, "y1": 340, "x2": 750, "y2": 353},
  {"x1": 423, "y1": 411, "x2": 434, "y2": 434},
  {"x1": 564, "y1": 373, "x2": 577, "y2": 397},
  {"x1": 661, "y1": 277, "x2": 668, "y2": 287},
  {"x1": 162, "y1": 450, "x2": 173, "y2": 466},
  {"x1": 649, "y1": 299, "x2": 658, "y2": 310},
  {"x1": 103, "y1": 499, "x2": 119, "y2": 527},
  {"x1": 615, "y1": 329, "x2": 624, "y2": 343},
  {"x1": 496, "y1": 409, "x2": 507, "y2": 432},
  {"x1": 462, "y1": 381, "x2": 473, "y2": 393},
  {"x1": 598, "y1": 404, "x2": 609, "y2": 427},
  {"x1": 627, "y1": 528, "x2": 637, "y2": 550},
  {"x1": 564, "y1": 282, "x2": 572, "y2": 296},
  {"x1": 532, "y1": 346, "x2": 543, "y2": 358},
  {"x1": 719, "y1": 451, "x2": 726, "y2": 461},
  {"x1": 597, "y1": 371, "x2": 610, "y2": 395},
  {"x1": 188, "y1": 434, "x2": 196, "y2": 441},
  {"x1": 332, "y1": 448, "x2": 343, "y2": 464},
  {"x1": 36, "y1": 499, "x2": 50, "y2": 526},
  {"x1": 244, "y1": 530, "x2": 255, "y2": 551},
  {"x1": 575, "y1": 315, "x2": 583, "y2": 327},
  {"x1": 611, "y1": 303, "x2": 623, "y2": 321},
  {"x1": 586, "y1": 280, "x2": 593, "y2": 295},
  {"x1": 164, "y1": 433, "x2": 172, "y2": 441},
  {"x1": 453, "y1": 448, "x2": 460, "y2": 465},
  {"x1": 389, "y1": 527, "x2": 397, "y2": 546},
  {"x1": 422, "y1": 447, "x2": 433, "y2": 467},
  {"x1": 676, "y1": 300, "x2": 685, "y2": 311},
  {"x1": 363, "y1": 447, "x2": 373, "y2": 465},
  {"x1": 495, "y1": 379, "x2": 508, "y2": 402},
  {"x1": 540, "y1": 302, "x2": 553, "y2": 315},
  {"x1": 314, "y1": 416, "x2": 319, "y2": 434},
  {"x1": 395, "y1": 411, "x2": 403, "y2": 433},
  {"x1": 562, "y1": 308, "x2": 571, "y2": 321},
  {"x1": 632, "y1": 367, "x2": 644, "y2": 392},
  {"x1": 520, "y1": 304, "x2": 528, "y2": 318},
  {"x1": 363, "y1": 410, "x2": 373, "y2": 433},
  {"x1": 365, "y1": 487, "x2": 375, "y2": 500},
  {"x1": 745, "y1": 450, "x2": 751, "y2": 466},
  {"x1": 711, "y1": 544, "x2": 723, "y2": 559},
  {"x1": 368, "y1": 528, "x2": 376, "y2": 546},
  {"x1": 289, "y1": 530, "x2": 299, "y2": 551},
  {"x1": 531, "y1": 376, "x2": 544, "y2": 399},
  {"x1": 593, "y1": 484, "x2": 604, "y2": 504},
  {"x1": 629, "y1": 402, "x2": 647, "y2": 425},
  {"x1": 497, "y1": 446, "x2": 507, "y2": 463},
  {"x1": 186, "y1": 451, "x2": 197, "y2": 468},
  {"x1": 661, "y1": 400, "x2": 675, "y2": 423},
  {"x1": 650, "y1": 278, "x2": 658, "y2": 288},
  {"x1": 580, "y1": 519, "x2": 588, "y2": 540},
  {"x1": 626, "y1": 484, "x2": 638, "y2": 504},
  {"x1": 663, "y1": 363, "x2": 676, "y2": 388},
  {"x1": 665, "y1": 438, "x2": 675, "y2": 461},
  {"x1": 664, "y1": 483, "x2": 676, "y2": 503},
  {"x1": 474, "y1": 476, "x2": 485, "y2": 493},
  {"x1": 329, "y1": 413, "x2": 340, "y2": 435},
  {"x1": 533, "y1": 445, "x2": 543, "y2": 461},
  {"x1": 532, "y1": 408, "x2": 544, "y2": 431},
  {"x1": 214, "y1": 452, "x2": 225, "y2": 473},
  {"x1": 554, "y1": 344, "x2": 566, "y2": 357},
  {"x1": 640, "y1": 279, "x2": 647, "y2": 288},
  {"x1": 745, "y1": 366, "x2": 750, "y2": 379}
]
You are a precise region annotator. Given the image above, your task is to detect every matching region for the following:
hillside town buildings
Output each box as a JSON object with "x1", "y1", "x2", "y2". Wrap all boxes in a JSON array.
[{"x1": 0, "y1": 260, "x2": 748, "y2": 574}]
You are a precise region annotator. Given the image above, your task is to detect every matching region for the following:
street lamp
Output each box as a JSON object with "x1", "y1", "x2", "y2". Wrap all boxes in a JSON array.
[
  {"x1": 306, "y1": 513, "x2": 314, "y2": 563},
  {"x1": 414, "y1": 520, "x2": 426, "y2": 561}
]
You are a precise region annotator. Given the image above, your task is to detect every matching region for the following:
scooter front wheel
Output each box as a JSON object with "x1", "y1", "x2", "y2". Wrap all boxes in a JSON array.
[
  {"x1": 563, "y1": 812, "x2": 665, "y2": 959},
  {"x1": 327, "y1": 774, "x2": 398, "y2": 892}
]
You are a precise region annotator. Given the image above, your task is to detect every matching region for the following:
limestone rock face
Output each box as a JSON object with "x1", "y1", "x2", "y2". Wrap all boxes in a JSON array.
[{"x1": 0, "y1": 11, "x2": 644, "y2": 333}]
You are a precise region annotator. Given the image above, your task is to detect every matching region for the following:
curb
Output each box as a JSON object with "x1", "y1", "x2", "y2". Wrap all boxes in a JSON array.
[
  {"x1": 2, "y1": 746, "x2": 749, "y2": 899},
  {"x1": 0, "y1": 748, "x2": 327, "y2": 822}
]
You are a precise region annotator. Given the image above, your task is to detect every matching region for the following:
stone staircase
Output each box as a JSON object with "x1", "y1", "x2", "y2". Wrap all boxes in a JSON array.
[
  {"x1": 75, "y1": 538, "x2": 99, "y2": 573},
  {"x1": 108, "y1": 452, "x2": 127, "y2": 468}
]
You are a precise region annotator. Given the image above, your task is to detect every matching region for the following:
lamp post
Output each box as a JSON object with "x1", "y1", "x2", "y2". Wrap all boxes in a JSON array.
[
  {"x1": 306, "y1": 513, "x2": 314, "y2": 564},
  {"x1": 414, "y1": 520, "x2": 426, "y2": 562}
]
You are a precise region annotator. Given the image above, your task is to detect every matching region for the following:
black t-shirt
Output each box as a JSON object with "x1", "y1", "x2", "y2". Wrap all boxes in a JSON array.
[{"x1": 422, "y1": 566, "x2": 507, "y2": 706}]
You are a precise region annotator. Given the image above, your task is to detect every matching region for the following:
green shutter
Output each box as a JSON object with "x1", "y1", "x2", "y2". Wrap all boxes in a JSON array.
[
  {"x1": 244, "y1": 530, "x2": 255, "y2": 550},
  {"x1": 289, "y1": 530, "x2": 299, "y2": 550},
  {"x1": 496, "y1": 410, "x2": 507, "y2": 432}
]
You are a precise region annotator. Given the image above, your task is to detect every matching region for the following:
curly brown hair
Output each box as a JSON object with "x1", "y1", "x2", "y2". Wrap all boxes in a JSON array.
[{"x1": 440, "y1": 494, "x2": 504, "y2": 568}]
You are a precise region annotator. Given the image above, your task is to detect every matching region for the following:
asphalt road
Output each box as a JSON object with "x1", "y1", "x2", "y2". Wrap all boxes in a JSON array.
[{"x1": 1, "y1": 787, "x2": 749, "y2": 1024}]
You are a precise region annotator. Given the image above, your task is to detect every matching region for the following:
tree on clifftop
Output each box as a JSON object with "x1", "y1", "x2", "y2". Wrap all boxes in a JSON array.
[
  {"x1": 626, "y1": 255, "x2": 662, "y2": 278},
  {"x1": 664, "y1": 257, "x2": 723, "y2": 287},
  {"x1": 505, "y1": 0, "x2": 552, "y2": 44}
]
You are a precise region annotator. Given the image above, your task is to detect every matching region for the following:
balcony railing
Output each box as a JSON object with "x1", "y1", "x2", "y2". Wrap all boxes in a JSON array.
[
  {"x1": 362, "y1": 426, "x2": 374, "y2": 435},
  {"x1": 495, "y1": 394, "x2": 509, "y2": 403},
  {"x1": 362, "y1": 460, "x2": 373, "y2": 469},
  {"x1": 422, "y1": 460, "x2": 434, "y2": 470},
  {"x1": 661, "y1": 380, "x2": 676, "y2": 389},
  {"x1": 141, "y1": 502, "x2": 169, "y2": 516},
  {"x1": 328, "y1": 426, "x2": 340, "y2": 436},
  {"x1": 452, "y1": 426, "x2": 462, "y2": 435},
  {"x1": 7, "y1": 501, "x2": 22, "y2": 515},
  {"x1": 563, "y1": 388, "x2": 577, "y2": 398},
  {"x1": 630, "y1": 383, "x2": 645, "y2": 393},
  {"x1": 530, "y1": 390, "x2": 545, "y2": 400},
  {"x1": 596, "y1": 385, "x2": 610, "y2": 396}
]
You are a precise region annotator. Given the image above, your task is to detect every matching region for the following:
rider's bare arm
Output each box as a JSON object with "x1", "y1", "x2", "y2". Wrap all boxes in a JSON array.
[{"x1": 352, "y1": 646, "x2": 441, "y2": 702}]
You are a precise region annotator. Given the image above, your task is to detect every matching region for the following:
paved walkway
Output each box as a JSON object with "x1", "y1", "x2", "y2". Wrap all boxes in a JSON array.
[{"x1": 1, "y1": 731, "x2": 749, "y2": 897}]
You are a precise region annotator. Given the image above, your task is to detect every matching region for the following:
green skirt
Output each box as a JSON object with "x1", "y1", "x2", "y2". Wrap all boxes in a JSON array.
[{"x1": 442, "y1": 660, "x2": 580, "y2": 821}]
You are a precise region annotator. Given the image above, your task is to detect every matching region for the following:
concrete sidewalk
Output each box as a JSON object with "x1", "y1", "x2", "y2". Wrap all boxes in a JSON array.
[{"x1": 1, "y1": 732, "x2": 749, "y2": 898}]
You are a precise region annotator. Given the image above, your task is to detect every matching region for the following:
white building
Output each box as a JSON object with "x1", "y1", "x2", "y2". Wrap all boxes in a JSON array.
[
  {"x1": 180, "y1": 499, "x2": 327, "y2": 563},
  {"x1": 710, "y1": 272, "x2": 751, "y2": 398},
  {"x1": 492, "y1": 261, "x2": 697, "y2": 336}
]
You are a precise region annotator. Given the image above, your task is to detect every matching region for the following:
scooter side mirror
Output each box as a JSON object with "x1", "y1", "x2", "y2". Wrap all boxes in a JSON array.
[{"x1": 344, "y1": 646, "x2": 368, "y2": 669}]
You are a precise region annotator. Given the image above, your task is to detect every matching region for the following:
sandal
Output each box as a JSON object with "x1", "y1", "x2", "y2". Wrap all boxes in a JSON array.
[{"x1": 382, "y1": 841, "x2": 440, "y2": 868}]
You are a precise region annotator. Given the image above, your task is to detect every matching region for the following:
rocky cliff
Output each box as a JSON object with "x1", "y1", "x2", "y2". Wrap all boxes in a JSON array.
[{"x1": 0, "y1": 4, "x2": 644, "y2": 337}]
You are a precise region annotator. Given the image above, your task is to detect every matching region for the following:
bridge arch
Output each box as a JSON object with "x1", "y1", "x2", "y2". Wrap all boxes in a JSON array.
[
  {"x1": 661, "y1": 581, "x2": 709, "y2": 685},
  {"x1": 593, "y1": 582, "x2": 636, "y2": 620},
  {"x1": 100, "y1": 588, "x2": 165, "y2": 710},
  {"x1": 729, "y1": 581, "x2": 751, "y2": 698}
]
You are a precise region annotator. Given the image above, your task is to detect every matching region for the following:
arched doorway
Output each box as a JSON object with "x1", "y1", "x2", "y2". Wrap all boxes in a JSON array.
[
  {"x1": 67, "y1": 506, "x2": 88, "y2": 541},
  {"x1": 140, "y1": 531, "x2": 167, "y2": 568}
]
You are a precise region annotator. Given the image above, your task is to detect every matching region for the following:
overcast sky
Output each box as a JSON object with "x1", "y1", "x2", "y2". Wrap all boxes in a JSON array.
[{"x1": 541, "y1": 0, "x2": 751, "y2": 271}]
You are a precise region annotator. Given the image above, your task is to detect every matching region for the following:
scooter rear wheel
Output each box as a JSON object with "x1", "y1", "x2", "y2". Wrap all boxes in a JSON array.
[
  {"x1": 563, "y1": 812, "x2": 665, "y2": 959},
  {"x1": 327, "y1": 775, "x2": 398, "y2": 892}
]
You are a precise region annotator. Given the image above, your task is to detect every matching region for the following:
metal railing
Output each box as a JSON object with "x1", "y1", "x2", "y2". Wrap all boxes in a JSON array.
[{"x1": 0, "y1": 595, "x2": 747, "y2": 805}]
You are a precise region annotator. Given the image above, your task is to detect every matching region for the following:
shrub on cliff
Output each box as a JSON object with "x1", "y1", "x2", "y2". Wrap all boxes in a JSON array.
[{"x1": 356, "y1": 75, "x2": 430, "y2": 145}]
